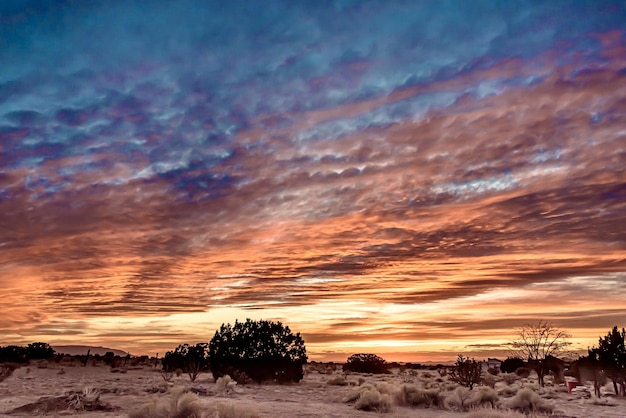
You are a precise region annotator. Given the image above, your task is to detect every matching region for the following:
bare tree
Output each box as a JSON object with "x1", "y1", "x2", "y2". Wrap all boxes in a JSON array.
[{"x1": 510, "y1": 320, "x2": 570, "y2": 386}]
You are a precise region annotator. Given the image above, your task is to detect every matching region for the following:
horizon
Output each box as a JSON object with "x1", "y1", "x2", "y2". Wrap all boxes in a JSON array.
[{"x1": 1, "y1": 1, "x2": 625, "y2": 363}]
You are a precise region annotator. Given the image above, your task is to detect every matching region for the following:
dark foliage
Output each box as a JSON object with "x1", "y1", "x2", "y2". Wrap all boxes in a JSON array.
[
  {"x1": 209, "y1": 319, "x2": 307, "y2": 383},
  {"x1": 162, "y1": 343, "x2": 209, "y2": 382},
  {"x1": 25, "y1": 342, "x2": 55, "y2": 360},
  {"x1": 500, "y1": 357, "x2": 525, "y2": 374},
  {"x1": 450, "y1": 354, "x2": 482, "y2": 389},
  {"x1": 342, "y1": 353, "x2": 390, "y2": 374},
  {"x1": 589, "y1": 326, "x2": 626, "y2": 396},
  {"x1": 0, "y1": 345, "x2": 28, "y2": 363}
]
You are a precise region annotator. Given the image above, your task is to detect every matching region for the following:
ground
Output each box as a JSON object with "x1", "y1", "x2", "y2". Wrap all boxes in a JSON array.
[{"x1": 0, "y1": 362, "x2": 624, "y2": 417}]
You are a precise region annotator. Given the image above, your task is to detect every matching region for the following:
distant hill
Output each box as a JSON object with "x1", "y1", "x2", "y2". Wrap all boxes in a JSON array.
[{"x1": 53, "y1": 345, "x2": 128, "y2": 357}]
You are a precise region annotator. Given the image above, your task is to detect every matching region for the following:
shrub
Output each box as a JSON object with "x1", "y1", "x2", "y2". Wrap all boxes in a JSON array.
[
  {"x1": 343, "y1": 353, "x2": 389, "y2": 374},
  {"x1": 514, "y1": 367, "x2": 531, "y2": 378},
  {"x1": 25, "y1": 342, "x2": 55, "y2": 360},
  {"x1": 394, "y1": 384, "x2": 445, "y2": 409},
  {"x1": 481, "y1": 372, "x2": 497, "y2": 388},
  {"x1": 472, "y1": 386, "x2": 499, "y2": 408},
  {"x1": 506, "y1": 387, "x2": 553, "y2": 414},
  {"x1": 450, "y1": 355, "x2": 482, "y2": 389},
  {"x1": 326, "y1": 376, "x2": 349, "y2": 386},
  {"x1": 501, "y1": 372, "x2": 520, "y2": 385},
  {"x1": 129, "y1": 387, "x2": 204, "y2": 418},
  {"x1": 162, "y1": 343, "x2": 210, "y2": 382},
  {"x1": 212, "y1": 402, "x2": 260, "y2": 418},
  {"x1": 216, "y1": 374, "x2": 237, "y2": 393},
  {"x1": 209, "y1": 319, "x2": 307, "y2": 383},
  {"x1": 500, "y1": 357, "x2": 526, "y2": 374},
  {"x1": 354, "y1": 389, "x2": 392, "y2": 412},
  {"x1": 0, "y1": 346, "x2": 28, "y2": 363}
]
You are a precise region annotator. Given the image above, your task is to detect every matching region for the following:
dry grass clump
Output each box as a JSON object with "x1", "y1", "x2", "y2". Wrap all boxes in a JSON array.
[
  {"x1": 466, "y1": 406, "x2": 538, "y2": 418},
  {"x1": 211, "y1": 402, "x2": 260, "y2": 418},
  {"x1": 501, "y1": 373, "x2": 520, "y2": 385},
  {"x1": 505, "y1": 387, "x2": 553, "y2": 414},
  {"x1": 216, "y1": 375, "x2": 238, "y2": 393},
  {"x1": 129, "y1": 387, "x2": 205, "y2": 418},
  {"x1": 353, "y1": 389, "x2": 393, "y2": 412},
  {"x1": 326, "y1": 375, "x2": 349, "y2": 386},
  {"x1": 342, "y1": 384, "x2": 393, "y2": 412},
  {"x1": 394, "y1": 384, "x2": 445, "y2": 409},
  {"x1": 445, "y1": 386, "x2": 499, "y2": 411},
  {"x1": 497, "y1": 383, "x2": 520, "y2": 397}
]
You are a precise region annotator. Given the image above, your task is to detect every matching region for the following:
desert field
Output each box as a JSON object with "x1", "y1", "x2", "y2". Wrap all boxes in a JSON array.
[{"x1": 1, "y1": 361, "x2": 624, "y2": 417}]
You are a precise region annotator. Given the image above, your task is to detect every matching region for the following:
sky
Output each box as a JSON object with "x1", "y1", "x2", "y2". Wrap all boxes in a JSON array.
[{"x1": 1, "y1": 0, "x2": 625, "y2": 363}]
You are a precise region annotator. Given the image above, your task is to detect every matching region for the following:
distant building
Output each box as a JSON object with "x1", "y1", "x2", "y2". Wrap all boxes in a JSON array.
[{"x1": 481, "y1": 358, "x2": 502, "y2": 372}]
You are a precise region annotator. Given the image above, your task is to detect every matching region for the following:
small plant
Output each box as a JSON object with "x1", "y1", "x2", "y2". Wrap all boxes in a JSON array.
[
  {"x1": 343, "y1": 353, "x2": 390, "y2": 374},
  {"x1": 450, "y1": 354, "x2": 482, "y2": 389}
]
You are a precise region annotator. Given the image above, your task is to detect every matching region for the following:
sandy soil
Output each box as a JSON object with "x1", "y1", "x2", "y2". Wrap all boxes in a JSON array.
[{"x1": 1, "y1": 362, "x2": 625, "y2": 417}]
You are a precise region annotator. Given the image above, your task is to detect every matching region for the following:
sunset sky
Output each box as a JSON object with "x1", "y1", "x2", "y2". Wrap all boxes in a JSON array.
[{"x1": 1, "y1": 1, "x2": 625, "y2": 362}]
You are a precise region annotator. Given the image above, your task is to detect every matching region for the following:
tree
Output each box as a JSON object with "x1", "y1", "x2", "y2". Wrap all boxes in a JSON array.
[
  {"x1": 589, "y1": 326, "x2": 626, "y2": 396},
  {"x1": 163, "y1": 343, "x2": 209, "y2": 382},
  {"x1": 500, "y1": 357, "x2": 525, "y2": 374},
  {"x1": 25, "y1": 342, "x2": 55, "y2": 360},
  {"x1": 343, "y1": 353, "x2": 389, "y2": 374},
  {"x1": 209, "y1": 319, "x2": 307, "y2": 383},
  {"x1": 450, "y1": 355, "x2": 482, "y2": 389},
  {"x1": 510, "y1": 320, "x2": 570, "y2": 386},
  {"x1": 0, "y1": 345, "x2": 28, "y2": 363}
]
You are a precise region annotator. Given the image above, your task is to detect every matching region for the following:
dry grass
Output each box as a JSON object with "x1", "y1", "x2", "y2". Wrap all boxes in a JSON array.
[
  {"x1": 211, "y1": 402, "x2": 260, "y2": 418},
  {"x1": 353, "y1": 388, "x2": 393, "y2": 412},
  {"x1": 326, "y1": 375, "x2": 349, "y2": 386},
  {"x1": 506, "y1": 387, "x2": 553, "y2": 414},
  {"x1": 394, "y1": 384, "x2": 446, "y2": 409},
  {"x1": 129, "y1": 387, "x2": 205, "y2": 418}
]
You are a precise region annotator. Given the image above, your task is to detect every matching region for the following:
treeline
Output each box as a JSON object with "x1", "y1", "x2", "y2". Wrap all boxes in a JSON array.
[{"x1": 0, "y1": 342, "x2": 55, "y2": 363}]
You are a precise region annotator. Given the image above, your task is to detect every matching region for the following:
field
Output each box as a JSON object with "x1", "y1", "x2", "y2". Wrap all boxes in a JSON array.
[{"x1": 1, "y1": 361, "x2": 624, "y2": 417}]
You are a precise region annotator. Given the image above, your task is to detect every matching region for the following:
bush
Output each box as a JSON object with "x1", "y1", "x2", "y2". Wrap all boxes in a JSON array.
[
  {"x1": 209, "y1": 319, "x2": 307, "y2": 383},
  {"x1": 450, "y1": 355, "x2": 482, "y2": 389},
  {"x1": 500, "y1": 357, "x2": 525, "y2": 374},
  {"x1": 326, "y1": 376, "x2": 349, "y2": 386},
  {"x1": 162, "y1": 343, "x2": 210, "y2": 382},
  {"x1": 506, "y1": 387, "x2": 553, "y2": 414},
  {"x1": 129, "y1": 387, "x2": 204, "y2": 418},
  {"x1": 514, "y1": 367, "x2": 531, "y2": 378},
  {"x1": 354, "y1": 389, "x2": 392, "y2": 412},
  {"x1": 343, "y1": 353, "x2": 389, "y2": 374},
  {"x1": 394, "y1": 384, "x2": 445, "y2": 409},
  {"x1": 26, "y1": 343, "x2": 55, "y2": 360}
]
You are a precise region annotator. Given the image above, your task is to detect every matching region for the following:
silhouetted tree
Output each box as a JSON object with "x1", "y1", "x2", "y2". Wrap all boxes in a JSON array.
[
  {"x1": 0, "y1": 345, "x2": 28, "y2": 363},
  {"x1": 450, "y1": 354, "x2": 482, "y2": 389},
  {"x1": 343, "y1": 353, "x2": 390, "y2": 374},
  {"x1": 510, "y1": 320, "x2": 570, "y2": 386},
  {"x1": 25, "y1": 342, "x2": 55, "y2": 360},
  {"x1": 589, "y1": 326, "x2": 626, "y2": 396},
  {"x1": 209, "y1": 319, "x2": 307, "y2": 383},
  {"x1": 500, "y1": 357, "x2": 525, "y2": 374},
  {"x1": 162, "y1": 343, "x2": 209, "y2": 382}
]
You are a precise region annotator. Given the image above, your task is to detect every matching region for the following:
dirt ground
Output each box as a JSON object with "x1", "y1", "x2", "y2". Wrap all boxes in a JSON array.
[{"x1": 1, "y1": 362, "x2": 625, "y2": 417}]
